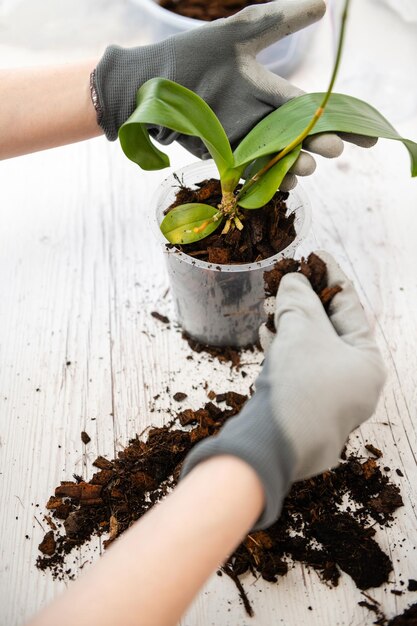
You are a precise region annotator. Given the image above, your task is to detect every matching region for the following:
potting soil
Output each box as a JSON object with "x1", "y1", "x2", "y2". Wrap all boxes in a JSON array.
[{"x1": 166, "y1": 178, "x2": 296, "y2": 264}]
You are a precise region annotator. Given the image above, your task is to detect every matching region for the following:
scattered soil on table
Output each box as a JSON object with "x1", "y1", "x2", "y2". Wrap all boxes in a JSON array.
[
  {"x1": 264, "y1": 252, "x2": 342, "y2": 332},
  {"x1": 182, "y1": 331, "x2": 255, "y2": 368},
  {"x1": 38, "y1": 531, "x2": 56, "y2": 556},
  {"x1": 388, "y1": 603, "x2": 417, "y2": 625},
  {"x1": 359, "y1": 596, "x2": 417, "y2": 626},
  {"x1": 173, "y1": 391, "x2": 188, "y2": 402},
  {"x1": 165, "y1": 178, "x2": 296, "y2": 264},
  {"x1": 37, "y1": 392, "x2": 403, "y2": 617},
  {"x1": 36, "y1": 393, "x2": 246, "y2": 579},
  {"x1": 158, "y1": 0, "x2": 271, "y2": 21},
  {"x1": 81, "y1": 431, "x2": 91, "y2": 445},
  {"x1": 365, "y1": 443, "x2": 383, "y2": 458},
  {"x1": 151, "y1": 311, "x2": 170, "y2": 324}
]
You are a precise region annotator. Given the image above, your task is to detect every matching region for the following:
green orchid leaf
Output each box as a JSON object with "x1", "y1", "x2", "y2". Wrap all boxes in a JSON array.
[
  {"x1": 238, "y1": 145, "x2": 302, "y2": 209},
  {"x1": 160, "y1": 203, "x2": 221, "y2": 244},
  {"x1": 119, "y1": 78, "x2": 234, "y2": 178},
  {"x1": 234, "y1": 93, "x2": 417, "y2": 176}
]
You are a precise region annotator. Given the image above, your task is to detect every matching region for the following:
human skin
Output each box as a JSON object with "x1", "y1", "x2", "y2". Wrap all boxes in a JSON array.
[{"x1": 0, "y1": 62, "x2": 102, "y2": 159}]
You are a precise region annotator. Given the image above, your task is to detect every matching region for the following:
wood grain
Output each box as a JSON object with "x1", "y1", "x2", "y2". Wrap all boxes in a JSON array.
[{"x1": 1, "y1": 1, "x2": 417, "y2": 624}]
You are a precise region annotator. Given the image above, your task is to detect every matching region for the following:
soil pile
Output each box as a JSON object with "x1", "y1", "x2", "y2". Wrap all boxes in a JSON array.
[
  {"x1": 166, "y1": 178, "x2": 296, "y2": 264},
  {"x1": 264, "y1": 252, "x2": 342, "y2": 332},
  {"x1": 37, "y1": 393, "x2": 403, "y2": 617},
  {"x1": 36, "y1": 392, "x2": 247, "y2": 579},
  {"x1": 158, "y1": 0, "x2": 271, "y2": 21},
  {"x1": 227, "y1": 453, "x2": 403, "y2": 612}
]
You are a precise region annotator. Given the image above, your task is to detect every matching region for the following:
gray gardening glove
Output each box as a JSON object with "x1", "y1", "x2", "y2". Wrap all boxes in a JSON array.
[
  {"x1": 93, "y1": 0, "x2": 376, "y2": 191},
  {"x1": 181, "y1": 251, "x2": 386, "y2": 529}
]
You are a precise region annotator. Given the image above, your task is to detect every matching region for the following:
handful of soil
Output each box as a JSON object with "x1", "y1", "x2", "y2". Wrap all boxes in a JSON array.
[
  {"x1": 158, "y1": 0, "x2": 271, "y2": 21},
  {"x1": 36, "y1": 393, "x2": 403, "y2": 618},
  {"x1": 166, "y1": 178, "x2": 296, "y2": 264},
  {"x1": 263, "y1": 252, "x2": 342, "y2": 333}
]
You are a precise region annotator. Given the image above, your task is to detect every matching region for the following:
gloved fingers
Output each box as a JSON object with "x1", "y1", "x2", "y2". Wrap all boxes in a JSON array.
[
  {"x1": 303, "y1": 133, "x2": 344, "y2": 158},
  {"x1": 280, "y1": 151, "x2": 317, "y2": 191},
  {"x1": 229, "y1": 0, "x2": 326, "y2": 53},
  {"x1": 303, "y1": 133, "x2": 377, "y2": 159},
  {"x1": 313, "y1": 250, "x2": 377, "y2": 348},
  {"x1": 289, "y1": 151, "x2": 316, "y2": 176},
  {"x1": 274, "y1": 272, "x2": 330, "y2": 333},
  {"x1": 240, "y1": 60, "x2": 303, "y2": 106},
  {"x1": 280, "y1": 173, "x2": 298, "y2": 192},
  {"x1": 337, "y1": 132, "x2": 378, "y2": 148},
  {"x1": 150, "y1": 125, "x2": 180, "y2": 147}
]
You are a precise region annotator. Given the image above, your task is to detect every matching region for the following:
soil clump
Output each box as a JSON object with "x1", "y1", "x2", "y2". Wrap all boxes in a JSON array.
[
  {"x1": 158, "y1": 0, "x2": 271, "y2": 21},
  {"x1": 166, "y1": 178, "x2": 296, "y2": 264},
  {"x1": 264, "y1": 252, "x2": 342, "y2": 332}
]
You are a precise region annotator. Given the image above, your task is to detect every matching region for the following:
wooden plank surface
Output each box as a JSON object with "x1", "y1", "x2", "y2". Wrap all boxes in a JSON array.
[{"x1": 1, "y1": 1, "x2": 417, "y2": 624}]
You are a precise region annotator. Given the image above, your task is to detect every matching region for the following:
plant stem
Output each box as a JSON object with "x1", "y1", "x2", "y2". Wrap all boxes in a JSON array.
[{"x1": 237, "y1": 0, "x2": 351, "y2": 202}]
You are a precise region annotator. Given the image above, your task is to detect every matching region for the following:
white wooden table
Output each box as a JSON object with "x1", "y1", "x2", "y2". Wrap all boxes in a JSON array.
[{"x1": 1, "y1": 1, "x2": 417, "y2": 624}]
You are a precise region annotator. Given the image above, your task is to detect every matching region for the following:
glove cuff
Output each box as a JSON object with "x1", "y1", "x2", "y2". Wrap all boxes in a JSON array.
[
  {"x1": 181, "y1": 389, "x2": 295, "y2": 530},
  {"x1": 93, "y1": 40, "x2": 176, "y2": 141}
]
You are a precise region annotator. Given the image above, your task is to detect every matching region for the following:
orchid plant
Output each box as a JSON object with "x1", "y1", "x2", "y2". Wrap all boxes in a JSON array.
[{"x1": 119, "y1": 0, "x2": 417, "y2": 245}]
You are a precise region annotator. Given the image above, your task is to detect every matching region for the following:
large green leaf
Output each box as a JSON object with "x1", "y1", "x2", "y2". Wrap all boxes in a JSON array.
[
  {"x1": 234, "y1": 93, "x2": 417, "y2": 176},
  {"x1": 238, "y1": 145, "x2": 302, "y2": 209},
  {"x1": 160, "y1": 203, "x2": 221, "y2": 244},
  {"x1": 119, "y1": 78, "x2": 234, "y2": 180}
]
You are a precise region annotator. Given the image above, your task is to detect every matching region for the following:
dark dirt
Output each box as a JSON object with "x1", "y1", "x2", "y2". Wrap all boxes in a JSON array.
[
  {"x1": 173, "y1": 392, "x2": 188, "y2": 402},
  {"x1": 182, "y1": 331, "x2": 254, "y2": 368},
  {"x1": 38, "y1": 531, "x2": 56, "y2": 556},
  {"x1": 37, "y1": 391, "x2": 403, "y2": 617},
  {"x1": 81, "y1": 431, "x2": 91, "y2": 445},
  {"x1": 359, "y1": 596, "x2": 417, "y2": 626},
  {"x1": 264, "y1": 252, "x2": 342, "y2": 332},
  {"x1": 409, "y1": 580, "x2": 417, "y2": 592},
  {"x1": 388, "y1": 603, "x2": 417, "y2": 625},
  {"x1": 365, "y1": 443, "x2": 383, "y2": 458},
  {"x1": 158, "y1": 0, "x2": 271, "y2": 21},
  {"x1": 151, "y1": 311, "x2": 170, "y2": 324},
  {"x1": 36, "y1": 393, "x2": 245, "y2": 579},
  {"x1": 166, "y1": 178, "x2": 296, "y2": 264}
]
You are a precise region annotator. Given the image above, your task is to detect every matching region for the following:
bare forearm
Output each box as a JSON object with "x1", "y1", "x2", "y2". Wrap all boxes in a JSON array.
[
  {"x1": 0, "y1": 62, "x2": 103, "y2": 159},
  {"x1": 28, "y1": 455, "x2": 264, "y2": 626}
]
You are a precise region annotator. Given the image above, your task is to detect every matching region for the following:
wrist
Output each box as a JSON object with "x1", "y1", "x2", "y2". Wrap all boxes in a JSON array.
[
  {"x1": 93, "y1": 40, "x2": 175, "y2": 141},
  {"x1": 182, "y1": 454, "x2": 265, "y2": 524},
  {"x1": 181, "y1": 386, "x2": 295, "y2": 530}
]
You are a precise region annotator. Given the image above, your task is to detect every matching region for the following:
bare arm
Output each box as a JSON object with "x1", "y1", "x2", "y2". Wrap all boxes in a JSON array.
[
  {"x1": 28, "y1": 455, "x2": 264, "y2": 626},
  {"x1": 0, "y1": 61, "x2": 103, "y2": 160}
]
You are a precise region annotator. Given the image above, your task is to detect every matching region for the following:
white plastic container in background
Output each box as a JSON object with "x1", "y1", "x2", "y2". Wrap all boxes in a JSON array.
[
  {"x1": 130, "y1": 0, "x2": 321, "y2": 77},
  {"x1": 152, "y1": 161, "x2": 312, "y2": 347}
]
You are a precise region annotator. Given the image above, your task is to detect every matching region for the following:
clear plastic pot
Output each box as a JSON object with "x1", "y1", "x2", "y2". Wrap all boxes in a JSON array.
[
  {"x1": 152, "y1": 161, "x2": 312, "y2": 347},
  {"x1": 130, "y1": 0, "x2": 319, "y2": 77}
]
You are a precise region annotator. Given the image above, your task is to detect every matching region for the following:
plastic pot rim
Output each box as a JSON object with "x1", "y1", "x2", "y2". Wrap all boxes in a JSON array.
[{"x1": 150, "y1": 160, "x2": 312, "y2": 274}]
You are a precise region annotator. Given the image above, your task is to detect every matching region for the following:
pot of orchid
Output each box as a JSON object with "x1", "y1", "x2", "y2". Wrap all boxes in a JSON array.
[{"x1": 119, "y1": 0, "x2": 417, "y2": 347}]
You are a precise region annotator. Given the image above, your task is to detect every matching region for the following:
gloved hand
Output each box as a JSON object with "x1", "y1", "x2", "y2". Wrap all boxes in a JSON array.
[
  {"x1": 181, "y1": 251, "x2": 386, "y2": 529},
  {"x1": 93, "y1": 0, "x2": 376, "y2": 191}
]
